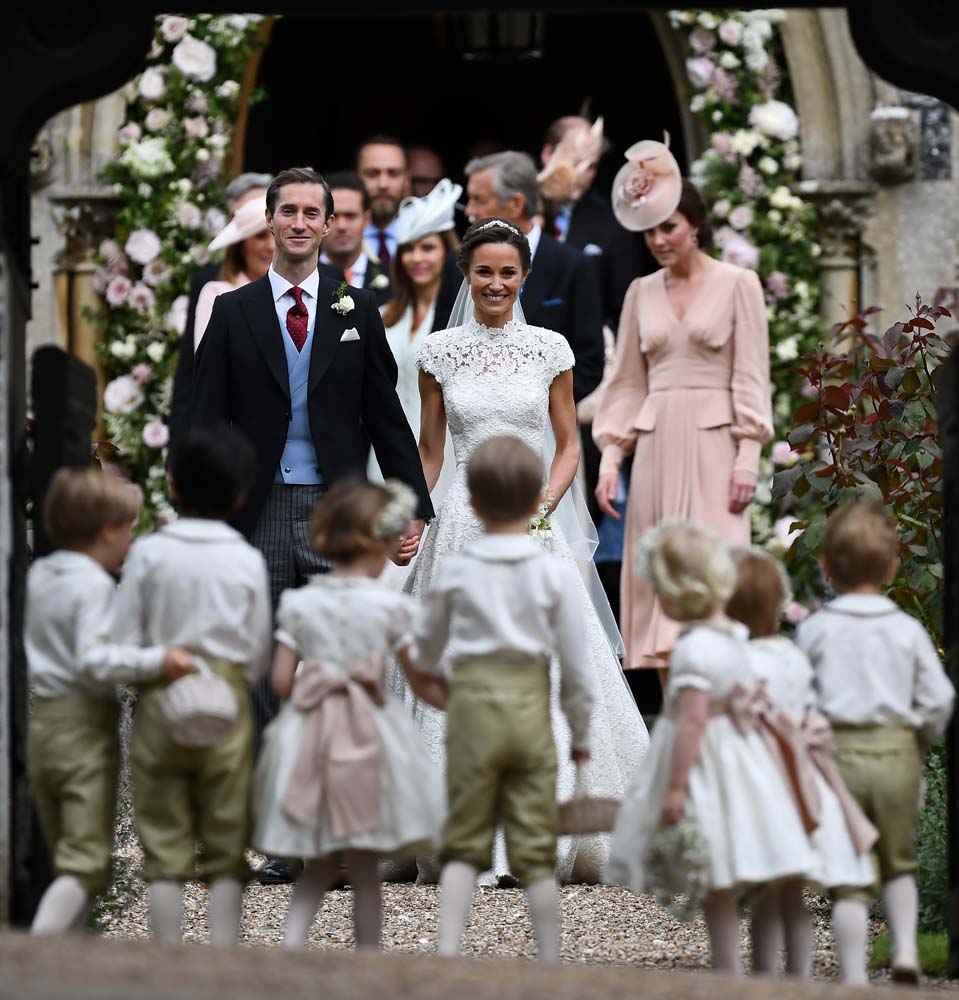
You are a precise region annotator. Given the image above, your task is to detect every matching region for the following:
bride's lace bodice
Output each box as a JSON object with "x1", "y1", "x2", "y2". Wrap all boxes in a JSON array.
[{"x1": 416, "y1": 318, "x2": 574, "y2": 464}]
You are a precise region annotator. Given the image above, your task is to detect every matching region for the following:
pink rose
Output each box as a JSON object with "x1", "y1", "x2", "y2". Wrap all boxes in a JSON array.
[
  {"x1": 160, "y1": 16, "x2": 189, "y2": 42},
  {"x1": 132, "y1": 363, "x2": 153, "y2": 384},
  {"x1": 105, "y1": 274, "x2": 132, "y2": 307},
  {"x1": 690, "y1": 27, "x2": 716, "y2": 52},
  {"x1": 738, "y1": 164, "x2": 765, "y2": 199},
  {"x1": 713, "y1": 68, "x2": 738, "y2": 103},
  {"x1": 727, "y1": 205, "x2": 754, "y2": 231},
  {"x1": 109, "y1": 253, "x2": 130, "y2": 277},
  {"x1": 686, "y1": 56, "x2": 716, "y2": 89},
  {"x1": 183, "y1": 115, "x2": 209, "y2": 139},
  {"x1": 711, "y1": 131, "x2": 734, "y2": 155},
  {"x1": 766, "y1": 271, "x2": 790, "y2": 301},
  {"x1": 719, "y1": 19, "x2": 744, "y2": 45},
  {"x1": 783, "y1": 601, "x2": 811, "y2": 625},
  {"x1": 92, "y1": 268, "x2": 110, "y2": 294},
  {"x1": 118, "y1": 122, "x2": 142, "y2": 146},
  {"x1": 103, "y1": 374, "x2": 144, "y2": 414},
  {"x1": 124, "y1": 228, "x2": 161, "y2": 265},
  {"x1": 129, "y1": 283, "x2": 156, "y2": 313},
  {"x1": 186, "y1": 91, "x2": 208, "y2": 113},
  {"x1": 143, "y1": 258, "x2": 171, "y2": 287},
  {"x1": 720, "y1": 233, "x2": 759, "y2": 269},
  {"x1": 620, "y1": 167, "x2": 654, "y2": 205},
  {"x1": 771, "y1": 441, "x2": 796, "y2": 466},
  {"x1": 142, "y1": 421, "x2": 170, "y2": 449}
]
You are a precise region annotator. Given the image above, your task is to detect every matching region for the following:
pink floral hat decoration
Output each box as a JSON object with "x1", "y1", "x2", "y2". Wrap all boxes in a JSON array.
[
  {"x1": 611, "y1": 132, "x2": 682, "y2": 232},
  {"x1": 208, "y1": 196, "x2": 269, "y2": 252}
]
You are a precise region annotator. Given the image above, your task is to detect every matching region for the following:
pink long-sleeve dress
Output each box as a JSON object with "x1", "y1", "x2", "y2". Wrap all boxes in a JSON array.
[{"x1": 592, "y1": 260, "x2": 772, "y2": 670}]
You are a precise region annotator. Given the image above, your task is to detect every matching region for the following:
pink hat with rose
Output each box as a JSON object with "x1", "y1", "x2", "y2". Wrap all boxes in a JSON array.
[{"x1": 611, "y1": 133, "x2": 682, "y2": 232}]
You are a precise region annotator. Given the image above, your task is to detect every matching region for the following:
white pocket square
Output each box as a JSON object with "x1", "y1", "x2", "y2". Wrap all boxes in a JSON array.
[{"x1": 340, "y1": 328, "x2": 360, "y2": 342}]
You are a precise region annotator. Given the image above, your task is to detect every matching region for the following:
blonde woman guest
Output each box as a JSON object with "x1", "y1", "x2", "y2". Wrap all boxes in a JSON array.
[
  {"x1": 368, "y1": 180, "x2": 460, "y2": 503},
  {"x1": 193, "y1": 197, "x2": 275, "y2": 351},
  {"x1": 592, "y1": 137, "x2": 772, "y2": 685}
]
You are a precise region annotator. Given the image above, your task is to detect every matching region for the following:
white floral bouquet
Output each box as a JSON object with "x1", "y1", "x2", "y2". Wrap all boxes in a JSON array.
[
  {"x1": 528, "y1": 486, "x2": 553, "y2": 547},
  {"x1": 643, "y1": 818, "x2": 711, "y2": 922}
]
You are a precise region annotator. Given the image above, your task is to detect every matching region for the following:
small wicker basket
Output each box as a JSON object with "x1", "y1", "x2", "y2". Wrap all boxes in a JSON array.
[
  {"x1": 557, "y1": 766, "x2": 620, "y2": 834},
  {"x1": 159, "y1": 656, "x2": 238, "y2": 748}
]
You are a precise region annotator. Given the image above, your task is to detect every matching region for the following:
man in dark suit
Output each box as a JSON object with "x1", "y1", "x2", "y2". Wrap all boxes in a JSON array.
[
  {"x1": 464, "y1": 150, "x2": 604, "y2": 403},
  {"x1": 319, "y1": 172, "x2": 391, "y2": 307},
  {"x1": 191, "y1": 167, "x2": 433, "y2": 881},
  {"x1": 169, "y1": 172, "x2": 274, "y2": 454}
]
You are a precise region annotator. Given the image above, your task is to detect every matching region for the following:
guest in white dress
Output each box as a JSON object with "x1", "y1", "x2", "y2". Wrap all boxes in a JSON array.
[
  {"x1": 606, "y1": 521, "x2": 815, "y2": 976},
  {"x1": 368, "y1": 179, "x2": 461, "y2": 505},
  {"x1": 192, "y1": 197, "x2": 275, "y2": 350},
  {"x1": 253, "y1": 478, "x2": 446, "y2": 950},
  {"x1": 726, "y1": 548, "x2": 875, "y2": 980}
]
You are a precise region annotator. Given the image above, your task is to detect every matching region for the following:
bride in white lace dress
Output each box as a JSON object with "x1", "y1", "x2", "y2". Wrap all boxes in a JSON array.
[{"x1": 396, "y1": 218, "x2": 649, "y2": 885}]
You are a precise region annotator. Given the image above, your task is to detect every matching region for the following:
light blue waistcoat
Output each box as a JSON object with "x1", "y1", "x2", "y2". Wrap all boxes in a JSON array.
[{"x1": 274, "y1": 319, "x2": 323, "y2": 485}]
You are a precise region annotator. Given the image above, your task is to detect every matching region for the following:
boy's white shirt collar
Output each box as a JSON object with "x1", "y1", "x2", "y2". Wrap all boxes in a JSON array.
[
  {"x1": 465, "y1": 533, "x2": 542, "y2": 562},
  {"x1": 160, "y1": 518, "x2": 246, "y2": 543},
  {"x1": 825, "y1": 593, "x2": 899, "y2": 616}
]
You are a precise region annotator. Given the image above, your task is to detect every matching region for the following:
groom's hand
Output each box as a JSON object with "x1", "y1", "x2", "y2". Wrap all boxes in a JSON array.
[{"x1": 392, "y1": 518, "x2": 426, "y2": 566}]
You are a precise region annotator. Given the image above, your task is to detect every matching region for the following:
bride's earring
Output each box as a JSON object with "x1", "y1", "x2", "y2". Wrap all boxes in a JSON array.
[{"x1": 691, "y1": 232, "x2": 699, "y2": 247}]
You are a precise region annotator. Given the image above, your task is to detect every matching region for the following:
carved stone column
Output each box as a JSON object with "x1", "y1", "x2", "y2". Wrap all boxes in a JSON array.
[{"x1": 796, "y1": 179, "x2": 878, "y2": 330}]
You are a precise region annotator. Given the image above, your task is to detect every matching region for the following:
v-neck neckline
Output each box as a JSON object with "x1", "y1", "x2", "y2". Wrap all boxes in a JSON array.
[{"x1": 660, "y1": 262, "x2": 722, "y2": 325}]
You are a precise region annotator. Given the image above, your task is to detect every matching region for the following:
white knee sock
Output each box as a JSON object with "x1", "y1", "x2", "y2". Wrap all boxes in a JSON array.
[
  {"x1": 750, "y1": 885, "x2": 783, "y2": 976},
  {"x1": 283, "y1": 857, "x2": 337, "y2": 949},
  {"x1": 347, "y1": 852, "x2": 382, "y2": 951},
  {"x1": 831, "y1": 897, "x2": 869, "y2": 985},
  {"x1": 882, "y1": 875, "x2": 919, "y2": 967},
  {"x1": 437, "y1": 861, "x2": 477, "y2": 957},
  {"x1": 703, "y1": 890, "x2": 742, "y2": 975},
  {"x1": 31, "y1": 875, "x2": 89, "y2": 935},
  {"x1": 781, "y1": 881, "x2": 812, "y2": 979},
  {"x1": 525, "y1": 876, "x2": 561, "y2": 964},
  {"x1": 208, "y1": 878, "x2": 243, "y2": 946},
  {"x1": 149, "y1": 880, "x2": 183, "y2": 944}
]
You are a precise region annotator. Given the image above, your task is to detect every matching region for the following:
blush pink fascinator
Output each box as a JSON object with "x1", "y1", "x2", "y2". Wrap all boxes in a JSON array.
[
  {"x1": 537, "y1": 117, "x2": 605, "y2": 203},
  {"x1": 611, "y1": 132, "x2": 682, "y2": 232}
]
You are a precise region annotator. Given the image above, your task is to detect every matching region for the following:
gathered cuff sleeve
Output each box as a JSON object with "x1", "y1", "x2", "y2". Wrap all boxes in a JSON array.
[
  {"x1": 591, "y1": 280, "x2": 648, "y2": 467},
  {"x1": 730, "y1": 269, "x2": 773, "y2": 475}
]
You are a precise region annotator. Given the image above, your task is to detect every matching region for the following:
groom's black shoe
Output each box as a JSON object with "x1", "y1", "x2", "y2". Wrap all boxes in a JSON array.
[{"x1": 257, "y1": 857, "x2": 303, "y2": 884}]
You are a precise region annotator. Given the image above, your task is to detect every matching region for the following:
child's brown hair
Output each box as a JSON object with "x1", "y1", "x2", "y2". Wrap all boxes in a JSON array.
[
  {"x1": 467, "y1": 435, "x2": 542, "y2": 523},
  {"x1": 726, "y1": 548, "x2": 790, "y2": 638},
  {"x1": 310, "y1": 478, "x2": 399, "y2": 561},
  {"x1": 821, "y1": 499, "x2": 899, "y2": 591},
  {"x1": 44, "y1": 467, "x2": 141, "y2": 549}
]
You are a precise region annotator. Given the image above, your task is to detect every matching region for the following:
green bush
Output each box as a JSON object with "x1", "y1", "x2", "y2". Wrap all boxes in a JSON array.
[{"x1": 916, "y1": 743, "x2": 948, "y2": 933}]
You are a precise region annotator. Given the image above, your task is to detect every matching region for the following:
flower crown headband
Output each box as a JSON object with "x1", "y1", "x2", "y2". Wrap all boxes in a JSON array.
[
  {"x1": 373, "y1": 480, "x2": 418, "y2": 539},
  {"x1": 475, "y1": 220, "x2": 522, "y2": 237}
]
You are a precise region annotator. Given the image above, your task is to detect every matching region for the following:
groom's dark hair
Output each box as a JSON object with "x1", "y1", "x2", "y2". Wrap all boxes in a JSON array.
[{"x1": 266, "y1": 167, "x2": 334, "y2": 220}]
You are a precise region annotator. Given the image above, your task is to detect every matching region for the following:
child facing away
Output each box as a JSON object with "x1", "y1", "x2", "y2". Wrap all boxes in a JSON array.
[
  {"x1": 795, "y1": 500, "x2": 955, "y2": 985},
  {"x1": 726, "y1": 548, "x2": 874, "y2": 980},
  {"x1": 413, "y1": 435, "x2": 596, "y2": 964},
  {"x1": 606, "y1": 521, "x2": 816, "y2": 976},
  {"x1": 252, "y1": 478, "x2": 445, "y2": 951},
  {"x1": 111, "y1": 427, "x2": 273, "y2": 945},
  {"x1": 25, "y1": 468, "x2": 194, "y2": 935}
]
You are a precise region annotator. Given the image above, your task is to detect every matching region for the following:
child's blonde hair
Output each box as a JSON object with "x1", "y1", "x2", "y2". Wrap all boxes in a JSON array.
[
  {"x1": 467, "y1": 435, "x2": 543, "y2": 523},
  {"x1": 310, "y1": 478, "x2": 416, "y2": 561},
  {"x1": 44, "y1": 467, "x2": 141, "y2": 549},
  {"x1": 822, "y1": 499, "x2": 899, "y2": 590},
  {"x1": 727, "y1": 547, "x2": 792, "y2": 638},
  {"x1": 638, "y1": 520, "x2": 736, "y2": 621}
]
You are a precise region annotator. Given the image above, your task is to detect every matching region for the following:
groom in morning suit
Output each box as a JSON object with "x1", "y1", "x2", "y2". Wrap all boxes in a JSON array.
[{"x1": 191, "y1": 168, "x2": 434, "y2": 881}]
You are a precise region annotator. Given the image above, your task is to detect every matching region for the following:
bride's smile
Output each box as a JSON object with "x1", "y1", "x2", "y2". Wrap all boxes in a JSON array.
[{"x1": 467, "y1": 243, "x2": 527, "y2": 328}]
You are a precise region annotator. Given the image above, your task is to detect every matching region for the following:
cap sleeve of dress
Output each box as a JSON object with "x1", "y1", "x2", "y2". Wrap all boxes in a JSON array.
[
  {"x1": 274, "y1": 589, "x2": 302, "y2": 654},
  {"x1": 667, "y1": 628, "x2": 716, "y2": 695},
  {"x1": 540, "y1": 330, "x2": 575, "y2": 383},
  {"x1": 416, "y1": 333, "x2": 448, "y2": 384}
]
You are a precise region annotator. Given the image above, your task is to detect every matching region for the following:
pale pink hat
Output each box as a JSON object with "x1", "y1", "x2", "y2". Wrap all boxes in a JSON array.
[
  {"x1": 208, "y1": 197, "x2": 269, "y2": 252},
  {"x1": 611, "y1": 133, "x2": 682, "y2": 231}
]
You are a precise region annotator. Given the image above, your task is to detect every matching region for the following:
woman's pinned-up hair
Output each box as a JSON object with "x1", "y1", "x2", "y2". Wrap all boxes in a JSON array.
[{"x1": 456, "y1": 218, "x2": 532, "y2": 275}]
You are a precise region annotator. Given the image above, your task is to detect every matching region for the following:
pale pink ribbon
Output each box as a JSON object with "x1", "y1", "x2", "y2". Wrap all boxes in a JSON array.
[
  {"x1": 282, "y1": 654, "x2": 384, "y2": 839},
  {"x1": 803, "y1": 708, "x2": 880, "y2": 855}
]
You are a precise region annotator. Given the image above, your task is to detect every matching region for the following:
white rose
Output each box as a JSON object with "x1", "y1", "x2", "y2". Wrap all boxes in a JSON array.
[
  {"x1": 165, "y1": 295, "x2": 189, "y2": 334},
  {"x1": 174, "y1": 202, "x2": 202, "y2": 229},
  {"x1": 216, "y1": 80, "x2": 241, "y2": 100},
  {"x1": 146, "y1": 341, "x2": 167, "y2": 363},
  {"x1": 370, "y1": 273, "x2": 390, "y2": 291},
  {"x1": 184, "y1": 115, "x2": 209, "y2": 139},
  {"x1": 713, "y1": 198, "x2": 731, "y2": 219},
  {"x1": 712, "y1": 109, "x2": 723, "y2": 123},
  {"x1": 109, "y1": 340, "x2": 136, "y2": 360},
  {"x1": 332, "y1": 294, "x2": 355, "y2": 316},
  {"x1": 775, "y1": 336, "x2": 800, "y2": 362},
  {"x1": 117, "y1": 122, "x2": 142, "y2": 146},
  {"x1": 719, "y1": 51, "x2": 740, "y2": 70},
  {"x1": 795, "y1": 281, "x2": 811, "y2": 302},
  {"x1": 175, "y1": 178, "x2": 193, "y2": 194},
  {"x1": 783, "y1": 153, "x2": 803, "y2": 172},
  {"x1": 745, "y1": 48, "x2": 770, "y2": 73},
  {"x1": 728, "y1": 205, "x2": 754, "y2": 231},
  {"x1": 203, "y1": 207, "x2": 227, "y2": 235},
  {"x1": 718, "y1": 19, "x2": 743, "y2": 45},
  {"x1": 172, "y1": 34, "x2": 217, "y2": 82},
  {"x1": 749, "y1": 100, "x2": 799, "y2": 142},
  {"x1": 124, "y1": 228, "x2": 162, "y2": 265},
  {"x1": 103, "y1": 375, "x2": 145, "y2": 414},
  {"x1": 144, "y1": 108, "x2": 171, "y2": 133},
  {"x1": 160, "y1": 16, "x2": 189, "y2": 42},
  {"x1": 685, "y1": 56, "x2": 716, "y2": 89},
  {"x1": 137, "y1": 183, "x2": 152, "y2": 199},
  {"x1": 769, "y1": 185, "x2": 794, "y2": 210},
  {"x1": 207, "y1": 134, "x2": 230, "y2": 152},
  {"x1": 119, "y1": 137, "x2": 175, "y2": 179},
  {"x1": 690, "y1": 94, "x2": 707, "y2": 113},
  {"x1": 767, "y1": 209, "x2": 783, "y2": 224},
  {"x1": 138, "y1": 67, "x2": 166, "y2": 102},
  {"x1": 697, "y1": 12, "x2": 718, "y2": 29},
  {"x1": 731, "y1": 129, "x2": 765, "y2": 157},
  {"x1": 758, "y1": 156, "x2": 778, "y2": 175},
  {"x1": 195, "y1": 148, "x2": 211, "y2": 163}
]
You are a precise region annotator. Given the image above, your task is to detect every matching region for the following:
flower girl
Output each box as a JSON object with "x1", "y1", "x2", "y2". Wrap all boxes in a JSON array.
[
  {"x1": 253, "y1": 479, "x2": 446, "y2": 950},
  {"x1": 606, "y1": 522, "x2": 815, "y2": 975},
  {"x1": 726, "y1": 548, "x2": 874, "y2": 979}
]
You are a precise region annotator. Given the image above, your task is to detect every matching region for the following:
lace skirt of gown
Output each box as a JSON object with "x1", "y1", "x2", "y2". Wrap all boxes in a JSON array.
[{"x1": 393, "y1": 467, "x2": 651, "y2": 885}]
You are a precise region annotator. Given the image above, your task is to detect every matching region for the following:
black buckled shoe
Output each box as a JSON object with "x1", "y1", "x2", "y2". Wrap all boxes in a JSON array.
[{"x1": 256, "y1": 857, "x2": 303, "y2": 885}]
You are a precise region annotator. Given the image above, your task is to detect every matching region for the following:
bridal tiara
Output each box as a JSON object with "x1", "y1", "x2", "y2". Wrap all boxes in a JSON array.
[{"x1": 475, "y1": 220, "x2": 522, "y2": 236}]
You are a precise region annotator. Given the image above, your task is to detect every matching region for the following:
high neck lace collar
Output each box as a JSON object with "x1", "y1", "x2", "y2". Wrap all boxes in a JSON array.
[{"x1": 463, "y1": 315, "x2": 526, "y2": 337}]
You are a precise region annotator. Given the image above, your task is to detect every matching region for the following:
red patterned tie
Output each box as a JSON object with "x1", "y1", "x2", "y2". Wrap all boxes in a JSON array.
[
  {"x1": 376, "y1": 229, "x2": 391, "y2": 276},
  {"x1": 286, "y1": 286, "x2": 308, "y2": 352}
]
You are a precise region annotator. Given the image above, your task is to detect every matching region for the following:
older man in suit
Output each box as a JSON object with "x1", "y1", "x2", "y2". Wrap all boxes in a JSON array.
[{"x1": 464, "y1": 150, "x2": 604, "y2": 403}]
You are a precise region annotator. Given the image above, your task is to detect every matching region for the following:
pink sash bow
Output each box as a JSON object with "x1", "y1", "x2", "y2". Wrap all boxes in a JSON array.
[{"x1": 281, "y1": 654, "x2": 384, "y2": 838}]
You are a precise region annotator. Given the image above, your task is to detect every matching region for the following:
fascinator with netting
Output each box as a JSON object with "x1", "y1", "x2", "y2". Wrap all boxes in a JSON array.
[
  {"x1": 611, "y1": 132, "x2": 682, "y2": 232},
  {"x1": 393, "y1": 178, "x2": 462, "y2": 247}
]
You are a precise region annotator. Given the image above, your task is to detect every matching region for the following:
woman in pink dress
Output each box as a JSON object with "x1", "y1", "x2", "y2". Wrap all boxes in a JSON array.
[{"x1": 592, "y1": 138, "x2": 772, "y2": 685}]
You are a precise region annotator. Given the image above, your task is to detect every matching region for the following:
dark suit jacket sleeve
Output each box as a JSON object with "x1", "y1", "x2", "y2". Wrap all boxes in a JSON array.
[
  {"x1": 569, "y1": 253, "x2": 605, "y2": 402},
  {"x1": 190, "y1": 294, "x2": 231, "y2": 429},
  {"x1": 360, "y1": 304, "x2": 435, "y2": 521}
]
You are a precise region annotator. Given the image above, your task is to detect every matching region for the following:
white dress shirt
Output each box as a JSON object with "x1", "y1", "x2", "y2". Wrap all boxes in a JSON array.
[
  {"x1": 25, "y1": 550, "x2": 166, "y2": 699},
  {"x1": 414, "y1": 533, "x2": 595, "y2": 749},
  {"x1": 796, "y1": 594, "x2": 954, "y2": 746},
  {"x1": 268, "y1": 265, "x2": 319, "y2": 341},
  {"x1": 113, "y1": 519, "x2": 273, "y2": 685},
  {"x1": 321, "y1": 250, "x2": 368, "y2": 287},
  {"x1": 526, "y1": 220, "x2": 543, "y2": 261}
]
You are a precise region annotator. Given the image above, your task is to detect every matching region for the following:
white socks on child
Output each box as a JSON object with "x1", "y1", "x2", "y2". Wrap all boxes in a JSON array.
[
  {"x1": 525, "y1": 876, "x2": 561, "y2": 964},
  {"x1": 283, "y1": 857, "x2": 337, "y2": 948},
  {"x1": 437, "y1": 861, "x2": 477, "y2": 957},
  {"x1": 882, "y1": 874, "x2": 919, "y2": 971},
  {"x1": 208, "y1": 878, "x2": 243, "y2": 946},
  {"x1": 703, "y1": 890, "x2": 742, "y2": 975},
  {"x1": 149, "y1": 880, "x2": 183, "y2": 944},
  {"x1": 31, "y1": 875, "x2": 89, "y2": 935},
  {"x1": 832, "y1": 897, "x2": 869, "y2": 985},
  {"x1": 348, "y1": 853, "x2": 382, "y2": 951}
]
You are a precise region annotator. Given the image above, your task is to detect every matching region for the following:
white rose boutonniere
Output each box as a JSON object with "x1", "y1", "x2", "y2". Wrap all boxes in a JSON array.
[
  {"x1": 332, "y1": 282, "x2": 355, "y2": 316},
  {"x1": 370, "y1": 272, "x2": 390, "y2": 291}
]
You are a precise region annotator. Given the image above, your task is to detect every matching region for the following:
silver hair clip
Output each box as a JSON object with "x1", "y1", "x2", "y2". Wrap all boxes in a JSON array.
[
  {"x1": 476, "y1": 220, "x2": 522, "y2": 236},
  {"x1": 373, "y1": 480, "x2": 418, "y2": 539}
]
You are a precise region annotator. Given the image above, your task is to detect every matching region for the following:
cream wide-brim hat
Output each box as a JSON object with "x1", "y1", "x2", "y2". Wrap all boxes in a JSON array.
[
  {"x1": 611, "y1": 134, "x2": 682, "y2": 232},
  {"x1": 208, "y1": 196, "x2": 270, "y2": 252}
]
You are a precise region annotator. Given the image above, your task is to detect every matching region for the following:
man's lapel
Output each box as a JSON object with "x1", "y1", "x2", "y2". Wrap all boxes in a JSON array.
[
  {"x1": 520, "y1": 234, "x2": 553, "y2": 320},
  {"x1": 308, "y1": 274, "x2": 346, "y2": 395},
  {"x1": 240, "y1": 276, "x2": 290, "y2": 399}
]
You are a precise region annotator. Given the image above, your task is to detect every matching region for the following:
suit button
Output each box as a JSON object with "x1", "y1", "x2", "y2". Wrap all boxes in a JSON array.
[{"x1": 284, "y1": 467, "x2": 291, "y2": 474}]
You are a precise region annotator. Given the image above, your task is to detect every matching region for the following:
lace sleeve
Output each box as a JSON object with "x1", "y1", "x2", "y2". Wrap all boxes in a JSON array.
[
  {"x1": 416, "y1": 334, "x2": 447, "y2": 384},
  {"x1": 540, "y1": 330, "x2": 575, "y2": 383}
]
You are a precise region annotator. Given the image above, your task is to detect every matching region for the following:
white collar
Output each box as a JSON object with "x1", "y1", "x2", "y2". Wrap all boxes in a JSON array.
[
  {"x1": 268, "y1": 265, "x2": 319, "y2": 303},
  {"x1": 160, "y1": 518, "x2": 246, "y2": 543},
  {"x1": 526, "y1": 221, "x2": 543, "y2": 260},
  {"x1": 41, "y1": 549, "x2": 111, "y2": 578},
  {"x1": 464, "y1": 533, "x2": 542, "y2": 563},
  {"x1": 825, "y1": 593, "x2": 899, "y2": 617}
]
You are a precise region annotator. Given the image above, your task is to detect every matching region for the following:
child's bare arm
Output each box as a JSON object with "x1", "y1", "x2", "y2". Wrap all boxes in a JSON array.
[
  {"x1": 397, "y1": 646, "x2": 448, "y2": 710},
  {"x1": 271, "y1": 643, "x2": 298, "y2": 700},
  {"x1": 661, "y1": 687, "x2": 709, "y2": 826}
]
